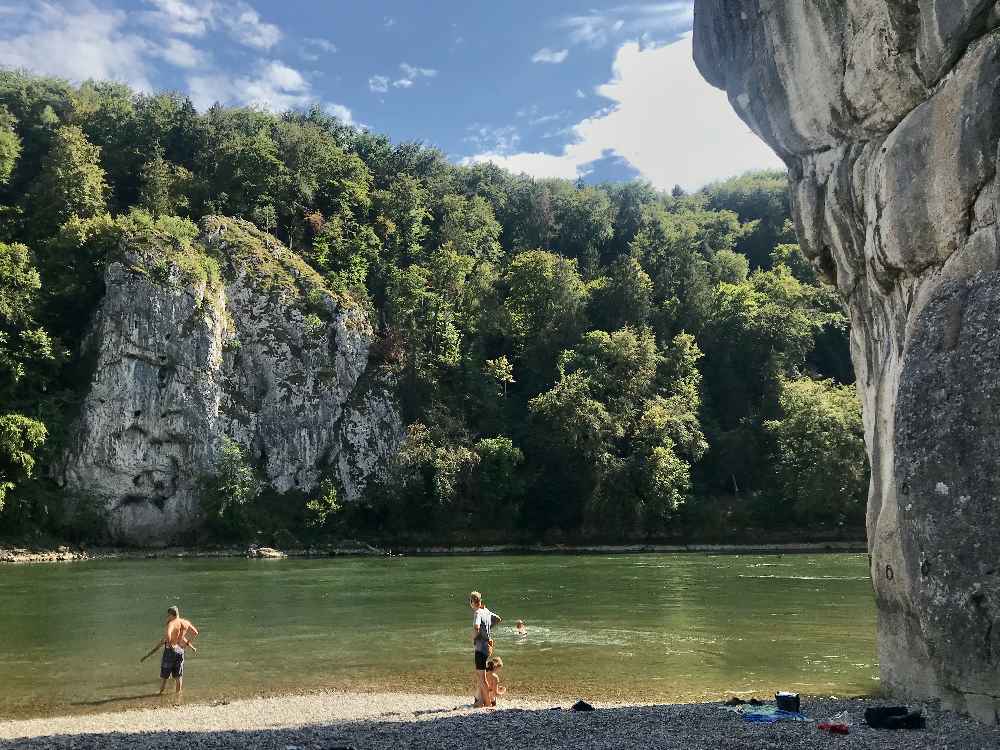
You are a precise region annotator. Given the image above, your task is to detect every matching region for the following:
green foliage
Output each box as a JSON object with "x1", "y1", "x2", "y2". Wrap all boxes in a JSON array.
[
  {"x1": 0, "y1": 241, "x2": 53, "y2": 395},
  {"x1": 764, "y1": 378, "x2": 868, "y2": 524},
  {"x1": 589, "y1": 255, "x2": 653, "y2": 331},
  {"x1": 704, "y1": 170, "x2": 792, "y2": 269},
  {"x1": 483, "y1": 355, "x2": 515, "y2": 396},
  {"x1": 528, "y1": 327, "x2": 707, "y2": 534},
  {"x1": 771, "y1": 242, "x2": 818, "y2": 284},
  {"x1": 0, "y1": 70, "x2": 865, "y2": 544},
  {"x1": 470, "y1": 436, "x2": 525, "y2": 526},
  {"x1": 27, "y1": 125, "x2": 108, "y2": 236},
  {"x1": 0, "y1": 414, "x2": 47, "y2": 512},
  {"x1": 138, "y1": 152, "x2": 193, "y2": 217},
  {"x1": 0, "y1": 107, "x2": 20, "y2": 186},
  {"x1": 201, "y1": 437, "x2": 261, "y2": 539},
  {"x1": 502, "y1": 249, "x2": 588, "y2": 385},
  {"x1": 374, "y1": 173, "x2": 430, "y2": 266},
  {"x1": 711, "y1": 249, "x2": 749, "y2": 284},
  {"x1": 305, "y1": 478, "x2": 342, "y2": 529},
  {"x1": 386, "y1": 421, "x2": 480, "y2": 530},
  {"x1": 438, "y1": 193, "x2": 502, "y2": 264}
]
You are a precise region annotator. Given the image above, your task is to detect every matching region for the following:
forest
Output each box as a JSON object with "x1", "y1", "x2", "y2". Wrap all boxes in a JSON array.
[{"x1": 0, "y1": 70, "x2": 868, "y2": 546}]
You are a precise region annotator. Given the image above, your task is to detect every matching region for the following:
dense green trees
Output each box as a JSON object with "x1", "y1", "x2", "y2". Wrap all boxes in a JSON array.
[
  {"x1": 764, "y1": 377, "x2": 868, "y2": 524},
  {"x1": 0, "y1": 70, "x2": 867, "y2": 543},
  {"x1": 0, "y1": 107, "x2": 20, "y2": 186}
]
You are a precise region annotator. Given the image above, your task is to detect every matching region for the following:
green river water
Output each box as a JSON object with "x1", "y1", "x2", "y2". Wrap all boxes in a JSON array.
[{"x1": 0, "y1": 553, "x2": 878, "y2": 720}]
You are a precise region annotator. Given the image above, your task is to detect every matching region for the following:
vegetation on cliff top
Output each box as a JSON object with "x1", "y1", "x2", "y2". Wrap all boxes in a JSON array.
[{"x1": 0, "y1": 70, "x2": 866, "y2": 545}]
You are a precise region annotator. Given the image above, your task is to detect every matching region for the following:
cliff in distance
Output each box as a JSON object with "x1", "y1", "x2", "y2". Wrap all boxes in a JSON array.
[
  {"x1": 693, "y1": 0, "x2": 1000, "y2": 724},
  {"x1": 58, "y1": 216, "x2": 402, "y2": 546}
]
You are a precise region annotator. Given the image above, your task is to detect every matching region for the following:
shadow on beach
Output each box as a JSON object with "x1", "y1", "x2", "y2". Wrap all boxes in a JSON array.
[
  {"x1": 4, "y1": 700, "x2": 1000, "y2": 750},
  {"x1": 69, "y1": 693, "x2": 163, "y2": 708}
]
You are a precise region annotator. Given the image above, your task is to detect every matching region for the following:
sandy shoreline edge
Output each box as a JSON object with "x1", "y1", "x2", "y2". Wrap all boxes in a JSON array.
[
  {"x1": 0, "y1": 541, "x2": 867, "y2": 564},
  {"x1": 3, "y1": 691, "x2": 999, "y2": 749}
]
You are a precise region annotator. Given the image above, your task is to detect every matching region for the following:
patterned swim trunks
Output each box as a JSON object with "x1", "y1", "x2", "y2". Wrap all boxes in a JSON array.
[{"x1": 160, "y1": 646, "x2": 185, "y2": 679}]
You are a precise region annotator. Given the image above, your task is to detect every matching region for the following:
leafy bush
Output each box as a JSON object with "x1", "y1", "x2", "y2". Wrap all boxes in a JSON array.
[{"x1": 200, "y1": 437, "x2": 261, "y2": 540}]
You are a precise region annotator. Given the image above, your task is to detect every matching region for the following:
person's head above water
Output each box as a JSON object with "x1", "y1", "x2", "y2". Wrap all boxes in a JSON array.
[
  {"x1": 469, "y1": 591, "x2": 482, "y2": 609},
  {"x1": 166, "y1": 605, "x2": 179, "y2": 621}
]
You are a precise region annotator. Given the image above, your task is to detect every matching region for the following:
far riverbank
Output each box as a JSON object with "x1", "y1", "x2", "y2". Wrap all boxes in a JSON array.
[
  {"x1": 0, "y1": 540, "x2": 866, "y2": 564},
  {"x1": 2, "y1": 691, "x2": 998, "y2": 749}
]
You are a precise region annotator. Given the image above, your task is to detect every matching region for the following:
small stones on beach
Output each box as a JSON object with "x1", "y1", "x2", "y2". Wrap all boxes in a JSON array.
[{"x1": 2, "y1": 695, "x2": 997, "y2": 750}]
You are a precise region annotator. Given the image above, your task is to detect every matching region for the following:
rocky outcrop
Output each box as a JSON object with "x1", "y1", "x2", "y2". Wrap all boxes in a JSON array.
[
  {"x1": 693, "y1": 1, "x2": 1000, "y2": 723},
  {"x1": 60, "y1": 217, "x2": 403, "y2": 546}
]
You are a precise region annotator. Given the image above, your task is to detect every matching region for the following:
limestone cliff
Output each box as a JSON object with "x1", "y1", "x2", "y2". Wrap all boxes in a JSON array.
[
  {"x1": 693, "y1": 1, "x2": 1000, "y2": 723},
  {"x1": 59, "y1": 216, "x2": 403, "y2": 546}
]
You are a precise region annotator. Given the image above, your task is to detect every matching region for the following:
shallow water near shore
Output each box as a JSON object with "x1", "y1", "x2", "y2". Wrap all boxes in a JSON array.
[{"x1": 0, "y1": 553, "x2": 878, "y2": 720}]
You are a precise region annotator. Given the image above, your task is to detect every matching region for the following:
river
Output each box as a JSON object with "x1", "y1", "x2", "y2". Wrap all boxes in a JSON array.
[{"x1": 0, "y1": 553, "x2": 877, "y2": 719}]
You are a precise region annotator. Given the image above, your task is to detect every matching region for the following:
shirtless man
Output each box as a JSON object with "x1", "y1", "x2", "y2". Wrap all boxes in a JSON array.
[{"x1": 141, "y1": 605, "x2": 199, "y2": 694}]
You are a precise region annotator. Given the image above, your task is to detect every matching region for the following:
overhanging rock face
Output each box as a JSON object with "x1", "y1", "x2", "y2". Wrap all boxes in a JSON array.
[{"x1": 693, "y1": 1, "x2": 1000, "y2": 724}]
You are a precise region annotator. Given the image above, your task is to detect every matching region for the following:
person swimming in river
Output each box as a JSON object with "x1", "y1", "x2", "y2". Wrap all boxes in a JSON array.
[
  {"x1": 140, "y1": 605, "x2": 199, "y2": 694},
  {"x1": 469, "y1": 591, "x2": 501, "y2": 708},
  {"x1": 484, "y1": 656, "x2": 507, "y2": 707},
  {"x1": 515, "y1": 620, "x2": 527, "y2": 636}
]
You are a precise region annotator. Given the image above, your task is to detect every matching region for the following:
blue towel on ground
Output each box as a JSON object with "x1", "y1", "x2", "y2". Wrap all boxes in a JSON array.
[{"x1": 743, "y1": 706, "x2": 811, "y2": 723}]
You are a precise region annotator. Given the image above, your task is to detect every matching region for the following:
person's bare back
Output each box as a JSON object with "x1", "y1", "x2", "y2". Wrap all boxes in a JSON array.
[{"x1": 141, "y1": 605, "x2": 199, "y2": 695}]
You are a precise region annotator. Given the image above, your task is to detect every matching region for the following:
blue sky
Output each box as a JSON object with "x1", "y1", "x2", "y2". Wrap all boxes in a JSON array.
[{"x1": 0, "y1": 1, "x2": 783, "y2": 190}]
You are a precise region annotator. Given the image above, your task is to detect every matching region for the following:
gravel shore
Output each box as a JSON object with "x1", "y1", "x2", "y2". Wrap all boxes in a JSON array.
[{"x1": 3, "y1": 691, "x2": 998, "y2": 749}]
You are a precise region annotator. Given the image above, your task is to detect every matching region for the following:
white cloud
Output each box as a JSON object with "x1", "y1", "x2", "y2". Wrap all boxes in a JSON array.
[
  {"x1": 0, "y1": 0, "x2": 312, "y2": 114},
  {"x1": 464, "y1": 33, "x2": 783, "y2": 191},
  {"x1": 532, "y1": 48, "x2": 569, "y2": 64},
  {"x1": 141, "y1": 0, "x2": 280, "y2": 49},
  {"x1": 530, "y1": 113, "x2": 563, "y2": 126},
  {"x1": 301, "y1": 37, "x2": 336, "y2": 61},
  {"x1": 143, "y1": 0, "x2": 213, "y2": 36},
  {"x1": 562, "y1": 2, "x2": 693, "y2": 48},
  {"x1": 0, "y1": 1, "x2": 156, "y2": 90},
  {"x1": 325, "y1": 103, "x2": 353, "y2": 126},
  {"x1": 464, "y1": 124, "x2": 520, "y2": 154},
  {"x1": 375, "y1": 62, "x2": 437, "y2": 93},
  {"x1": 223, "y1": 4, "x2": 281, "y2": 49},
  {"x1": 187, "y1": 60, "x2": 312, "y2": 111},
  {"x1": 157, "y1": 37, "x2": 205, "y2": 68},
  {"x1": 576, "y1": 88, "x2": 587, "y2": 98},
  {"x1": 399, "y1": 63, "x2": 437, "y2": 80}
]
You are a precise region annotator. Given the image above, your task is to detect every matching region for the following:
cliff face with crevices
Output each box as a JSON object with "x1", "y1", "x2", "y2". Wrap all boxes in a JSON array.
[
  {"x1": 59, "y1": 216, "x2": 403, "y2": 546},
  {"x1": 694, "y1": 0, "x2": 1000, "y2": 724}
]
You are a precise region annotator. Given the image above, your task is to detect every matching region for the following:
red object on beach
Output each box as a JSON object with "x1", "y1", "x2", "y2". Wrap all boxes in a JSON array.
[{"x1": 817, "y1": 722, "x2": 850, "y2": 735}]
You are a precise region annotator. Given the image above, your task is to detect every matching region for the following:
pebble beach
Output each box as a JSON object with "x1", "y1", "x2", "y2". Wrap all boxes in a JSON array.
[{"x1": 3, "y1": 692, "x2": 999, "y2": 749}]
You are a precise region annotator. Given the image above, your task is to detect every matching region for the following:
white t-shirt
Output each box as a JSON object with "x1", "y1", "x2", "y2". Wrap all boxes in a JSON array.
[{"x1": 473, "y1": 607, "x2": 494, "y2": 654}]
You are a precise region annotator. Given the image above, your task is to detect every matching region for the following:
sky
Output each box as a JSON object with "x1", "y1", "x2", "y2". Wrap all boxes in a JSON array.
[{"x1": 0, "y1": 0, "x2": 784, "y2": 191}]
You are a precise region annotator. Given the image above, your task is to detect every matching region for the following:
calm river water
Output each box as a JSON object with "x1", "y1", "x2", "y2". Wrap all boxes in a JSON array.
[{"x1": 0, "y1": 553, "x2": 878, "y2": 719}]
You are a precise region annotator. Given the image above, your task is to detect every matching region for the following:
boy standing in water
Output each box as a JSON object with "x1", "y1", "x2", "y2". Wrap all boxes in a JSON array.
[
  {"x1": 141, "y1": 605, "x2": 199, "y2": 694},
  {"x1": 469, "y1": 591, "x2": 501, "y2": 707}
]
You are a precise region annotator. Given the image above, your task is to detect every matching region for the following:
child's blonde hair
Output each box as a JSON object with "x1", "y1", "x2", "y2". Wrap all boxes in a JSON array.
[
  {"x1": 469, "y1": 591, "x2": 482, "y2": 605},
  {"x1": 486, "y1": 656, "x2": 503, "y2": 671}
]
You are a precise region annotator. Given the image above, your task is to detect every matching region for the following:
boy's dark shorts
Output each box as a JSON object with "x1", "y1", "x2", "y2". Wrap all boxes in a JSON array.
[
  {"x1": 474, "y1": 650, "x2": 488, "y2": 670},
  {"x1": 160, "y1": 646, "x2": 185, "y2": 679}
]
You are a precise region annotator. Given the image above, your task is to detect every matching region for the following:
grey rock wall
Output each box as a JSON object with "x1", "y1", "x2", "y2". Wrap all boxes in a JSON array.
[
  {"x1": 694, "y1": 0, "x2": 1000, "y2": 724},
  {"x1": 59, "y1": 217, "x2": 403, "y2": 546}
]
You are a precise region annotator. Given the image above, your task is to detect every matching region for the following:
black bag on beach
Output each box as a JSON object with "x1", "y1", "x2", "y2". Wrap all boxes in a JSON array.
[{"x1": 865, "y1": 706, "x2": 926, "y2": 729}]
